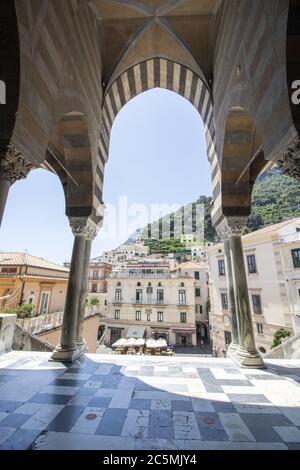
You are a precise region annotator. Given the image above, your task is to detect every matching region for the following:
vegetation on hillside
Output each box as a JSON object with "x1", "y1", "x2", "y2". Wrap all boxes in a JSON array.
[
  {"x1": 245, "y1": 168, "x2": 300, "y2": 233},
  {"x1": 129, "y1": 169, "x2": 300, "y2": 255}
]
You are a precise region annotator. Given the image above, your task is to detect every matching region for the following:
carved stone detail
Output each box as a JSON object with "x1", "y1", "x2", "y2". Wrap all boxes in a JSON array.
[
  {"x1": 216, "y1": 216, "x2": 248, "y2": 239},
  {"x1": 0, "y1": 144, "x2": 33, "y2": 184},
  {"x1": 69, "y1": 217, "x2": 99, "y2": 240},
  {"x1": 276, "y1": 136, "x2": 300, "y2": 180}
]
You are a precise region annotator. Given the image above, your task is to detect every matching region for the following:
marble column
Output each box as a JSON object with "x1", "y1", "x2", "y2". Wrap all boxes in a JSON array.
[
  {"x1": 0, "y1": 144, "x2": 33, "y2": 226},
  {"x1": 223, "y1": 238, "x2": 239, "y2": 355},
  {"x1": 227, "y1": 219, "x2": 265, "y2": 368},
  {"x1": 76, "y1": 236, "x2": 93, "y2": 354},
  {"x1": 51, "y1": 232, "x2": 86, "y2": 362}
]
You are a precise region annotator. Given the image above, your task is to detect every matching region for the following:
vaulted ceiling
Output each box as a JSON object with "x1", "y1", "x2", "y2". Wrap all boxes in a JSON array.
[{"x1": 88, "y1": 0, "x2": 222, "y2": 89}]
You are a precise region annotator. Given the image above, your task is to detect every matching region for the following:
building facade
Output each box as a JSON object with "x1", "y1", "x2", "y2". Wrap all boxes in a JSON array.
[
  {"x1": 0, "y1": 252, "x2": 69, "y2": 315},
  {"x1": 95, "y1": 243, "x2": 149, "y2": 265},
  {"x1": 64, "y1": 259, "x2": 112, "y2": 295},
  {"x1": 102, "y1": 260, "x2": 209, "y2": 347},
  {"x1": 207, "y1": 219, "x2": 300, "y2": 356}
]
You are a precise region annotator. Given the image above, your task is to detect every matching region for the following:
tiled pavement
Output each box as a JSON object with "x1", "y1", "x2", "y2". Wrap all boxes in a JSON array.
[{"x1": 0, "y1": 351, "x2": 300, "y2": 450}]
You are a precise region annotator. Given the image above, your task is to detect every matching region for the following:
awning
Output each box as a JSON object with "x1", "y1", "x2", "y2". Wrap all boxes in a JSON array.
[
  {"x1": 172, "y1": 328, "x2": 196, "y2": 333},
  {"x1": 126, "y1": 325, "x2": 145, "y2": 339}
]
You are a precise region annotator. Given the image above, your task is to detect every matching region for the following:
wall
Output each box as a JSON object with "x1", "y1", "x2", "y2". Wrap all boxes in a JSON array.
[
  {"x1": 38, "y1": 314, "x2": 99, "y2": 353},
  {"x1": 214, "y1": 0, "x2": 295, "y2": 162}
]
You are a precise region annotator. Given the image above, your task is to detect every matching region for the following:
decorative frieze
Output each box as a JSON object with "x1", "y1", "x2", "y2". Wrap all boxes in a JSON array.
[
  {"x1": 69, "y1": 217, "x2": 99, "y2": 240},
  {"x1": 276, "y1": 136, "x2": 300, "y2": 180},
  {"x1": 0, "y1": 144, "x2": 33, "y2": 184},
  {"x1": 216, "y1": 216, "x2": 248, "y2": 239}
]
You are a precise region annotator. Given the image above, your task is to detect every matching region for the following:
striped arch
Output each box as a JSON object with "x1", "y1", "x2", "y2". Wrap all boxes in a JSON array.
[
  {"x1": 95, "y1": 58, "x2": 219, "y2": 226},
  {"x1": 212, "y1": 107, "x2": 266, "y2": 229}
]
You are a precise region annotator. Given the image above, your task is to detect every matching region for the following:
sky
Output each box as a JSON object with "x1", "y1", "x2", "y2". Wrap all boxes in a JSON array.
[{"x1": 0, "y1": 88, "x2": 212, "y2": 265}]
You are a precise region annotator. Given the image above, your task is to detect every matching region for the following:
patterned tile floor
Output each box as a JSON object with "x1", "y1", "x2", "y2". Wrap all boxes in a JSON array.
[{"x1": 0, "y1": 351, "x2": 300, "y2": 450}]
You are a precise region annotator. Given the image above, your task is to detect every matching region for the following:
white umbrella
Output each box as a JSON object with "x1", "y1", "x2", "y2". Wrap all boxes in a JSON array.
[
  {"x1": 124, "y1": 337, "x2": 137, "y2": 347},
  {"x1": 112, "y1": 338, "x2": 127, "y2": 348},
  {"x1": 134, "y1": 338, "x2": 145, "y2": 347},
  {"x1": 146, "y1": 339, "x2": 158, "y2": 349}
]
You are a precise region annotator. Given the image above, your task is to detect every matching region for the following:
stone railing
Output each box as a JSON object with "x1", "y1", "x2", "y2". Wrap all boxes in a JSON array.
[
  {"x1": 16, "y1": 307, "x2": 99, "y2": 336},
  {"x1": 0, "y1": 314, "x2": 16, "y2": 355}
]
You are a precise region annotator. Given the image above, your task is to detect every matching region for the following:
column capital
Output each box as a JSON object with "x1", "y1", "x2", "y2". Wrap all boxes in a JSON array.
[
  {"x1": 0, "y1": 143, "x2": 33, "y2": 184},
  {"x1": 276, "y1": 135, "x2": 300, "y2": 180},
  {"x1": 69, "y1": 217, "x2": 99, "y2": 240},
  {"x1": 216, "y1": 216, "x2": 247, "y2": 239}
]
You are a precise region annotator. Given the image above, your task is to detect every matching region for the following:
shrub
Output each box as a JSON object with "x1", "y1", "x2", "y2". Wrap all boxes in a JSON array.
[{"x1": 271, "y1": 329, "x2": 291, "y2": 349}]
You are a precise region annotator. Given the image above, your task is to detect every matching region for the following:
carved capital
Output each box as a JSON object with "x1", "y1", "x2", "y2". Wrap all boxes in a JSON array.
[
  {"x1": 69, "y1": 217, "x2": 99, "y2": 240},
  {"x1": 0, "y1": 143, "x2": 33, "y2": 184},
  {"x1": 216, "y1": 216, "x2": 247, "y2": 239},
  {"x1": 276, "y1": 136, "x2": 300, "y2": 180}
]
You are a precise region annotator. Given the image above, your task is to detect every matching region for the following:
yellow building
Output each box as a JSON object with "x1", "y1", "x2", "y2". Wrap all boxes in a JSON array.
[{"x1": 0, "y1": 253, "x2": 69, "y2": 315}]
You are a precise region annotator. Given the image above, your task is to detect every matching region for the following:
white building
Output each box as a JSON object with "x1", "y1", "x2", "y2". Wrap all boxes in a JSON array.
[
  {"x1": 95, "y1": 243, "x2": 149, "y2": 265},
  {"x1": 207, "y1": 218, "x2": 300, "y2": 357},
  {"x1": 102, "y1": 259, "x2": 208, "y2": 347}
]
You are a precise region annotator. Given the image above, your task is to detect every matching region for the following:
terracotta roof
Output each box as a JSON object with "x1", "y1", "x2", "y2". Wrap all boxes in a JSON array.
[{"x1": 0, "y1": 252, "x2": 69, "y2": 272}]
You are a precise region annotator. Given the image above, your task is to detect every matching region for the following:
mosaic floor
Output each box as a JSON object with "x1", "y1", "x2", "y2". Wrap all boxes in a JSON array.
[{"x1": 0, "y1": 351, "x2": 300, "y2": 450}]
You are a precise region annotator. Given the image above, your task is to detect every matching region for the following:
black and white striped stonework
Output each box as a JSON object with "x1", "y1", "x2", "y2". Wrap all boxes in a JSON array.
[{"x1": 95, "y1": 58, "x2": 220, "y2": 226}]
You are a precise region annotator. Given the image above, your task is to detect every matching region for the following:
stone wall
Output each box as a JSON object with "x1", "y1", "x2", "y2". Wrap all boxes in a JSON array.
[{"x1": 264, "y1": 333, "x2": 300, "y2": 359}]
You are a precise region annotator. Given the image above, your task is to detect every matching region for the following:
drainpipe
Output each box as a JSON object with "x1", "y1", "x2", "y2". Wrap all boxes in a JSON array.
[{"x1": 18, "y1": 266, "x2": 27, "y2": 305}]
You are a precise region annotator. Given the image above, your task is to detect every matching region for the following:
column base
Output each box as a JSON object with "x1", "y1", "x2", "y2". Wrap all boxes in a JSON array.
[
  {"x1": 76, "y1": 338, "x2": 88, "y2": 355},
  {"x1": 232, "y1": 346, "x2": 266, "y2": 369},
  {"x1": 226, "y1": 342, "x2": 239, "y2": 360},
  {"x1": 50, "y1": 344, "x2": 83, "y2": 363}
]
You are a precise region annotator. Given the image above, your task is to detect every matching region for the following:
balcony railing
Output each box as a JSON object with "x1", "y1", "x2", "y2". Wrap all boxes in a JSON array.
[
  {"x1": 16, "y1": 307, "x2": 99, "y2": 335},
  {"x1": 132, "y1": 298, "x2": 166, "y2": 305}
]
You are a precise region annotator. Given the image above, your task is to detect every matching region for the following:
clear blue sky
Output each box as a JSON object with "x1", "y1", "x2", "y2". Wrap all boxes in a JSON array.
[{"x1": 0, "y1": 89, "x2": 211, "y2": 264}]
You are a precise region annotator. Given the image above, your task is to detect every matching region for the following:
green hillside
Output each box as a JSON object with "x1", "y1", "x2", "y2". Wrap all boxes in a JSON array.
[{"x1": 139, "y1": 168, "x2": 300, "y2": 256}]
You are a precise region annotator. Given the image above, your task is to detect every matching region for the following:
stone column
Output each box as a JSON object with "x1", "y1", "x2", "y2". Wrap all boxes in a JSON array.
[
  {"x1": 226, "y1": 217, "x2": 265, "y2": 368},
  {"x1": 223, "y1": 238, "x2": 239, "y2": 355},
  {"x1": 0, "y1": 143, "x2": 33, "y2": 225},
  {"x1": 51, "y1": 218, "x2": 96, "y2": 362},
  {"x1": 76, "y1": 220, "x2": 98, "y2": 354}
]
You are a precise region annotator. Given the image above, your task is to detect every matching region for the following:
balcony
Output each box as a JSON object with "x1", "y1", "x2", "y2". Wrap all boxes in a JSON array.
[{"x1": 132, "y1": 298, "x2": 166, "y2": 305}]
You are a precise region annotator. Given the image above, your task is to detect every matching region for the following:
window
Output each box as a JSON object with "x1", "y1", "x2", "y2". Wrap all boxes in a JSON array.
[
  {"x1": 194, "y1": 271, "x2": 200, "y2": 280},
  {"x1": 180, "y1": 312, "x2": 187, "y2": 323},
  {"x1": 292, "y1": 248, "x2": 300, "y2": 268},
  {"x1": 247, "y1": 254, "x2": 257, "y2": 274},
  {"x1": 180, "y1": 282, "x2": 185, "y2": 287},
  {"x1": 1, "y1": 267, "x2": 17, "y2": 274},
  {"x1": 195, "y1": 288, "x2": 201, "y2": 297},
  {"x1": 114, "y1": 310, "x2": 120, "y2": 320},
  {"x1": 115, "y1": 288, "x2": 122, "y2": 301},
  {"x1": 146, "y1": 283, "x2": 153, "y2": 294},
  {"x1": 252, "y1": 294, "x2": 262, "y2": 314},
  {"x1": 195, "y1": 304, "x2": 203, "y2": 314},
  {"x1": 256, "y1": 323, "x2": 264, "y2": 334},
  {"x1": 147, "y1": 313, "x2": 151, "y2": 321},
  {"x1": 224, "y1": 331, "x2": 232, "y2": 345},
  {"x1": 135, "y1": 311, "x2": 141, "y2": 321},
  {"x1": 221, "y1": 293, "x2": 228, "y2": 310},
  {"x1": 27, "y1": 294, "x2": 35, "y2": 305},
  {"x1": 157, "y1": 312, "x2": 164, "y2": 322},
  {"x1": 39, "y1": 291, "x2": 50, "y2": 314},
  {"x1": 136, "y1": 289, "x2": 142, "y2": 303},
  {"x1": 218, "y1": 259, "x2": 225, "y2": 276},
  {"x1": 157, "y1": 289, "x2": 164, "y2": 303},
  {"x1": 179, "y1": 290, "x2": 186, "y2": 304},
  {"x1": 259, "y1": 347, "x2": 266, "y2": 354},
  {"x1": 137, "y1": 282, "x2": 141, "y2": 286},
  {"x1": 116, "y1": 281, "x2": 121, "y2": 286},
  {"x1": 92, "y1": 283, "x2": 97, "y2": 293},
  {"x1": 92, "y1": 271, "x2": 98, "y2": 280}
]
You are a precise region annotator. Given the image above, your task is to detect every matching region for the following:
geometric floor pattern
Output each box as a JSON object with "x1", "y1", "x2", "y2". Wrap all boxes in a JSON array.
[{"x1": 0, "y1": 351, "x2": 300, "y2": 450}]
